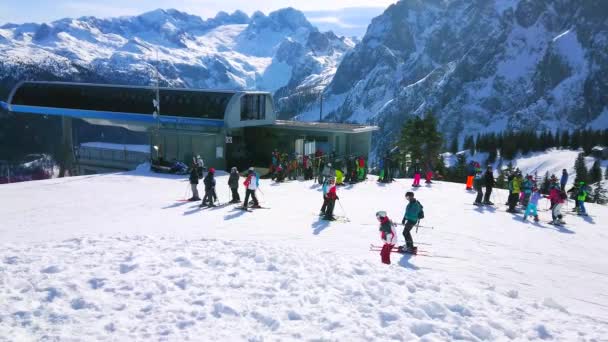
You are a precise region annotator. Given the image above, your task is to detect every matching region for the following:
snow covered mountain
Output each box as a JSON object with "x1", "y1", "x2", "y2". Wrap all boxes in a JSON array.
[
  {"x1": 0, "y1": 8, "x2": 354, "y2": 99},
  {"x1": 292, "y1": 0, "x2": 608, "y2": 155},
  {"x1": 1, "y1": 169, "x2": 607, "y2": 340}
]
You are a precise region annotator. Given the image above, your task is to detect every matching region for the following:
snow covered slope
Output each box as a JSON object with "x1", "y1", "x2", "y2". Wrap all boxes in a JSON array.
[
  {"x1": 1, "y1": 169, "x2": 607, "y2": 340},
  {"x1": 0, "y1": 8, "x2": 353, "y2": 95}
]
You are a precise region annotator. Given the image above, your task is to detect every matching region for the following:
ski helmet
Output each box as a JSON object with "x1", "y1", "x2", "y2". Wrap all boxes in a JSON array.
[
  {"x1": 405, "y1": 191, "x2": 414, "y2": 198},
  {"x1": 209, "y1": 168, "x2": 215, "y2": 173},
  {"x1": 375, "y1": 211, "x2": 387, "y2": 219}
]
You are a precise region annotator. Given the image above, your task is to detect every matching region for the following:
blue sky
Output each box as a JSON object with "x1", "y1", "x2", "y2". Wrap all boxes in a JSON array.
[{"x1": 0, "y1": 0, "x2": 394, "y2": 25}]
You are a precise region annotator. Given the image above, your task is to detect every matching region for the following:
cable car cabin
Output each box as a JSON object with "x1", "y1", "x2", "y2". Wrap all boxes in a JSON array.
[{"x1": 5, "y1": 81, "x2": 377, "y2": 173}]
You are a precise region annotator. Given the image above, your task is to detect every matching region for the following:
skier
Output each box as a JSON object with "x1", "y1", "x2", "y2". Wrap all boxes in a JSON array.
[
  {"x1": 523, "y1": 186, "x2": 541, "y2": 222},
  {"x1": 483, "y1": 165, "x2": 495, "y2": 205},
  {"x1": 473, "y1": 170, "x2": 484, "y2": 206},
  {"x1": 195, "y1": 155, "x2": 205, "y2": 178},
  {"x1": 412, "y1": 159, "x2": 422, "y2": 187},
  {"x1": 376, "y1": 211, "x2": 398, "y2": 264},
  {"x1": 576, "y1": 181, "x2": 589, "y2": 216},
  {"x1": 323, "y1": 178, "x2": 339, "y2": 220},
  {"x1": 320, "y1": 178, "x2": 330, "y2": 216},
  {"x1": 401, "y1": 192, "x2": 421, "y2": 253},
  {"x1": 201, "y1": 167, "x2": 217, "y2": 207},
  {"x1": 507, "y1": 172, "x2": 522, "y2": 213},
  {"x1": 567, "y1": 183, "x2": 580, "y2": 212},
  {"x1": 560, "y1": 169, "x2": 568, "y2": 192},
  {"x1": 378, "y1": 158, "x2": 385, "y2": 182},
  {"x1": 335, "y1": 169, "x2": 345, "y2": 186},
  {"x1": 546, "y1": 187, "x2": 566, "y2": 225},
  {"x1": 275, "y1": 164, "x2": 286, "y2": 183},
  {"x1": 521, "y1": 175, "x2": 534, "y2": 207},
  {"x1": 320, "y1": 162, "x2": 333, "y2": 185},
  {"x1": 466, "y1": 161, "x2": 475, "y2": 190},
  {"x1": 228, "y1": 167, "x2": 240, "y2": 203},
  {"x1": 425, "y1": 167, "x2": 433, "y2": 184},
  {"x1": 242, "y1": 167, "x2": 260, "y2": 209},
  {"x1": 357, "y1": 156, "x2": 366, "y2": 181},
  {"x1": 188, "y1": 162, "x2": 201, "y2": 201}
]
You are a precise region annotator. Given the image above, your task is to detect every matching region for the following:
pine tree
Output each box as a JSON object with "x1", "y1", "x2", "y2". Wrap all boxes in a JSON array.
[
  {"x1": 589, "y1": 160, "x2": 603, "y2": 184},
  {"x1": 397, "y1": 112, "x2": 443, "y2": 171},
  {"x1": 573, "y1": 152, "x2": 588, "y2": 183},
  {"x1": 541, "y1": 171, "x2": 551, "y2": 195},
  {"x1": 592, "y1": 182, "x2": 608, "y2": 205},
  {"x1": 454, "y1": 153, "x2": 467, "y2": 183},
  {"x1": 605, "y1": 167, "x2": 608, "y2": 180},
  {"x1": 495, "y1": 169, "x2": 507, "y2": 189},
  {"x1": 450, "y1": 136, "x2": 459, "y2": 154},
  {"x1": 560, "y1": 130, "x2": 570, "y2": 148}
]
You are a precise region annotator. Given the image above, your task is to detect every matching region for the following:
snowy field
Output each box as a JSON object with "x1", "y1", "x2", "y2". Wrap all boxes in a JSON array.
[{"x1": 1, "y1": 168, "x2": 607, "y2": 341}]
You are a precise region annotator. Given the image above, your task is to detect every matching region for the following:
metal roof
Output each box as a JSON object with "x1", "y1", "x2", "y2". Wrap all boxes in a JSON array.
[{"x1": 270, "y1": 120, "x2": 378, "y2": 133}]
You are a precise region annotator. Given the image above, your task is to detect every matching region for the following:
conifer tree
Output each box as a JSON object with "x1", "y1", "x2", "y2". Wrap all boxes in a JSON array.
[
  {"x1": 495, "y1": 169, "x2": 506, "y2": 189},
  {"x1": 592, "y1": 182, "x2": 607, "y2": 205},
  {"x1": 541, "y1": 171, "x2": 551, "y2": 195},
  {"x1": 450, "y1": 136, "x2": 459, "y2": 154},
  {"x1": 573, "y1": 152, "x2": 588, "y2": 183},
  {"x1": 397, "y1": 112, "x2": 443, "y2": 170},
  {"x1": 560, "y1": 130, "x2": 570, "y2": 148},
  {"x1": 589, "y1": 160, "x2": 603, "y2": 184}
]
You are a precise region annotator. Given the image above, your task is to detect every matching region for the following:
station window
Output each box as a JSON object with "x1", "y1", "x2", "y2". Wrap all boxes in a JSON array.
[{"x1": 240, "y1": 95, "x2": 266, "y2": 121}]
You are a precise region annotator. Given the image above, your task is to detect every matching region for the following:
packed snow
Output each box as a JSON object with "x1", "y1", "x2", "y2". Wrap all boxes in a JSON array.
[{"x1": 0, "y1": 168, "x2": 607, "y2": 341}]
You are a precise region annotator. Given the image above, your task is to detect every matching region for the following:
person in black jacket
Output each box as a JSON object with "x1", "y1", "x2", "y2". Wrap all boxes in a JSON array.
[
  {"x1": 188, "y1": 162, "x2": 201, "y2": 201},
  {"x1": 483, "y1": 165, "x2": 495, "y2": 205},
  {"x1": 228, "y1": 167, "x2": 240, "y2": 203},
  {"x1": 201, "y1": 168, "x2": 217, "y2": 207}
]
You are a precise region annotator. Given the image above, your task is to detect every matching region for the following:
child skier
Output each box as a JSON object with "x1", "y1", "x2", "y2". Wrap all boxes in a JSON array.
[
  {"x1": 228, "y1": 167, "x2": 240, "y2": 203},
  {"x1": 523, "y1": 186, "x2": 541, "y2": 222},
  {"x1": 201, "y1": 167, "x2": 217, "y2": 207},
  {"x1": 242, "y1": 167, "x2": 260, "y2": 209},
  {"x1": 320, "y1": 178, "x2": 330, "y2": 216},
  {"x1": 577, "y1": 181, "x2": 589, "y2": 216},
  {"x1": 546, "y1": 187, "x2": 566, "y2": 225},
  {"x1": 412, "y1": 160, "x2": 422, "y2": 187},
  {"x1": 376, "y1": 211, "x2": 398, "y2": 264},
  {"x1": 401, "y1": 192, "x2": 421, "y2": 253},
  {"x1": 323, "y1": 178, "x2": 338, "y2": 220}
]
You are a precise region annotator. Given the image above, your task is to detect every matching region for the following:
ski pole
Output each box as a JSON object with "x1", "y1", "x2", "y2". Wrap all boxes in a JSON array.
[{"x1": 337, "y1": 199, "x2": 349, "y2": 219}]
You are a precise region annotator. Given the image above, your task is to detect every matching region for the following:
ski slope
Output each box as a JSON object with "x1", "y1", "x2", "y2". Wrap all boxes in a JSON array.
[{"x1": 0, "y1": 167, "x2": 607, "y2": 341}]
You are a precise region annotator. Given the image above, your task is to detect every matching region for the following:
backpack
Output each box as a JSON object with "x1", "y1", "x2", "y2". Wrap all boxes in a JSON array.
[{"x1": 417, "y1": 200, "x2": 424, "y2": 220}]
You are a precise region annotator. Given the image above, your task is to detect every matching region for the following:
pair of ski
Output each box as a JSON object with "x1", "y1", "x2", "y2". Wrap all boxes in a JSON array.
[
  {"x1": 369, "y1": 244, "x2": 431, "y2": 257},
  {"x1": 314, "y1": 213, "x2": 350, "y2": 222},
  {"x1": 238, "y1": 206, "x2": 271, "y2": 212}
]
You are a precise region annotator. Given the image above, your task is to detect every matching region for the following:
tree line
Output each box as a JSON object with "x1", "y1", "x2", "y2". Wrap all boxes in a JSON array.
[{"x1": 455, "y1": 129, "x2": 608, "y2": 162}]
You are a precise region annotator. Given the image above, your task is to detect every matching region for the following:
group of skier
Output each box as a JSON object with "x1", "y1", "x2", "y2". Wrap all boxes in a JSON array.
[
  {"x1": 188, "y1": 160, "x2": 261, "y2": 210},
  {"x1": 267, "y1": 149, "x2": 369, "y2": 185},
  {"x1": 185, "y1": 153, "x2": 594, "y2": 266},
  {"x1": 376, "y1": 191, "x2": 424, "y2": 264},
  {"x1": 467, "y1": 162, "x2": 590, "y2": 225}
]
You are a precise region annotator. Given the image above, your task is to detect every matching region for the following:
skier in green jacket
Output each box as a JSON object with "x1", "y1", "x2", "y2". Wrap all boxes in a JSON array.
[{"x1": 401, "y1": 191, "x2": 422, "y2": 253}]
